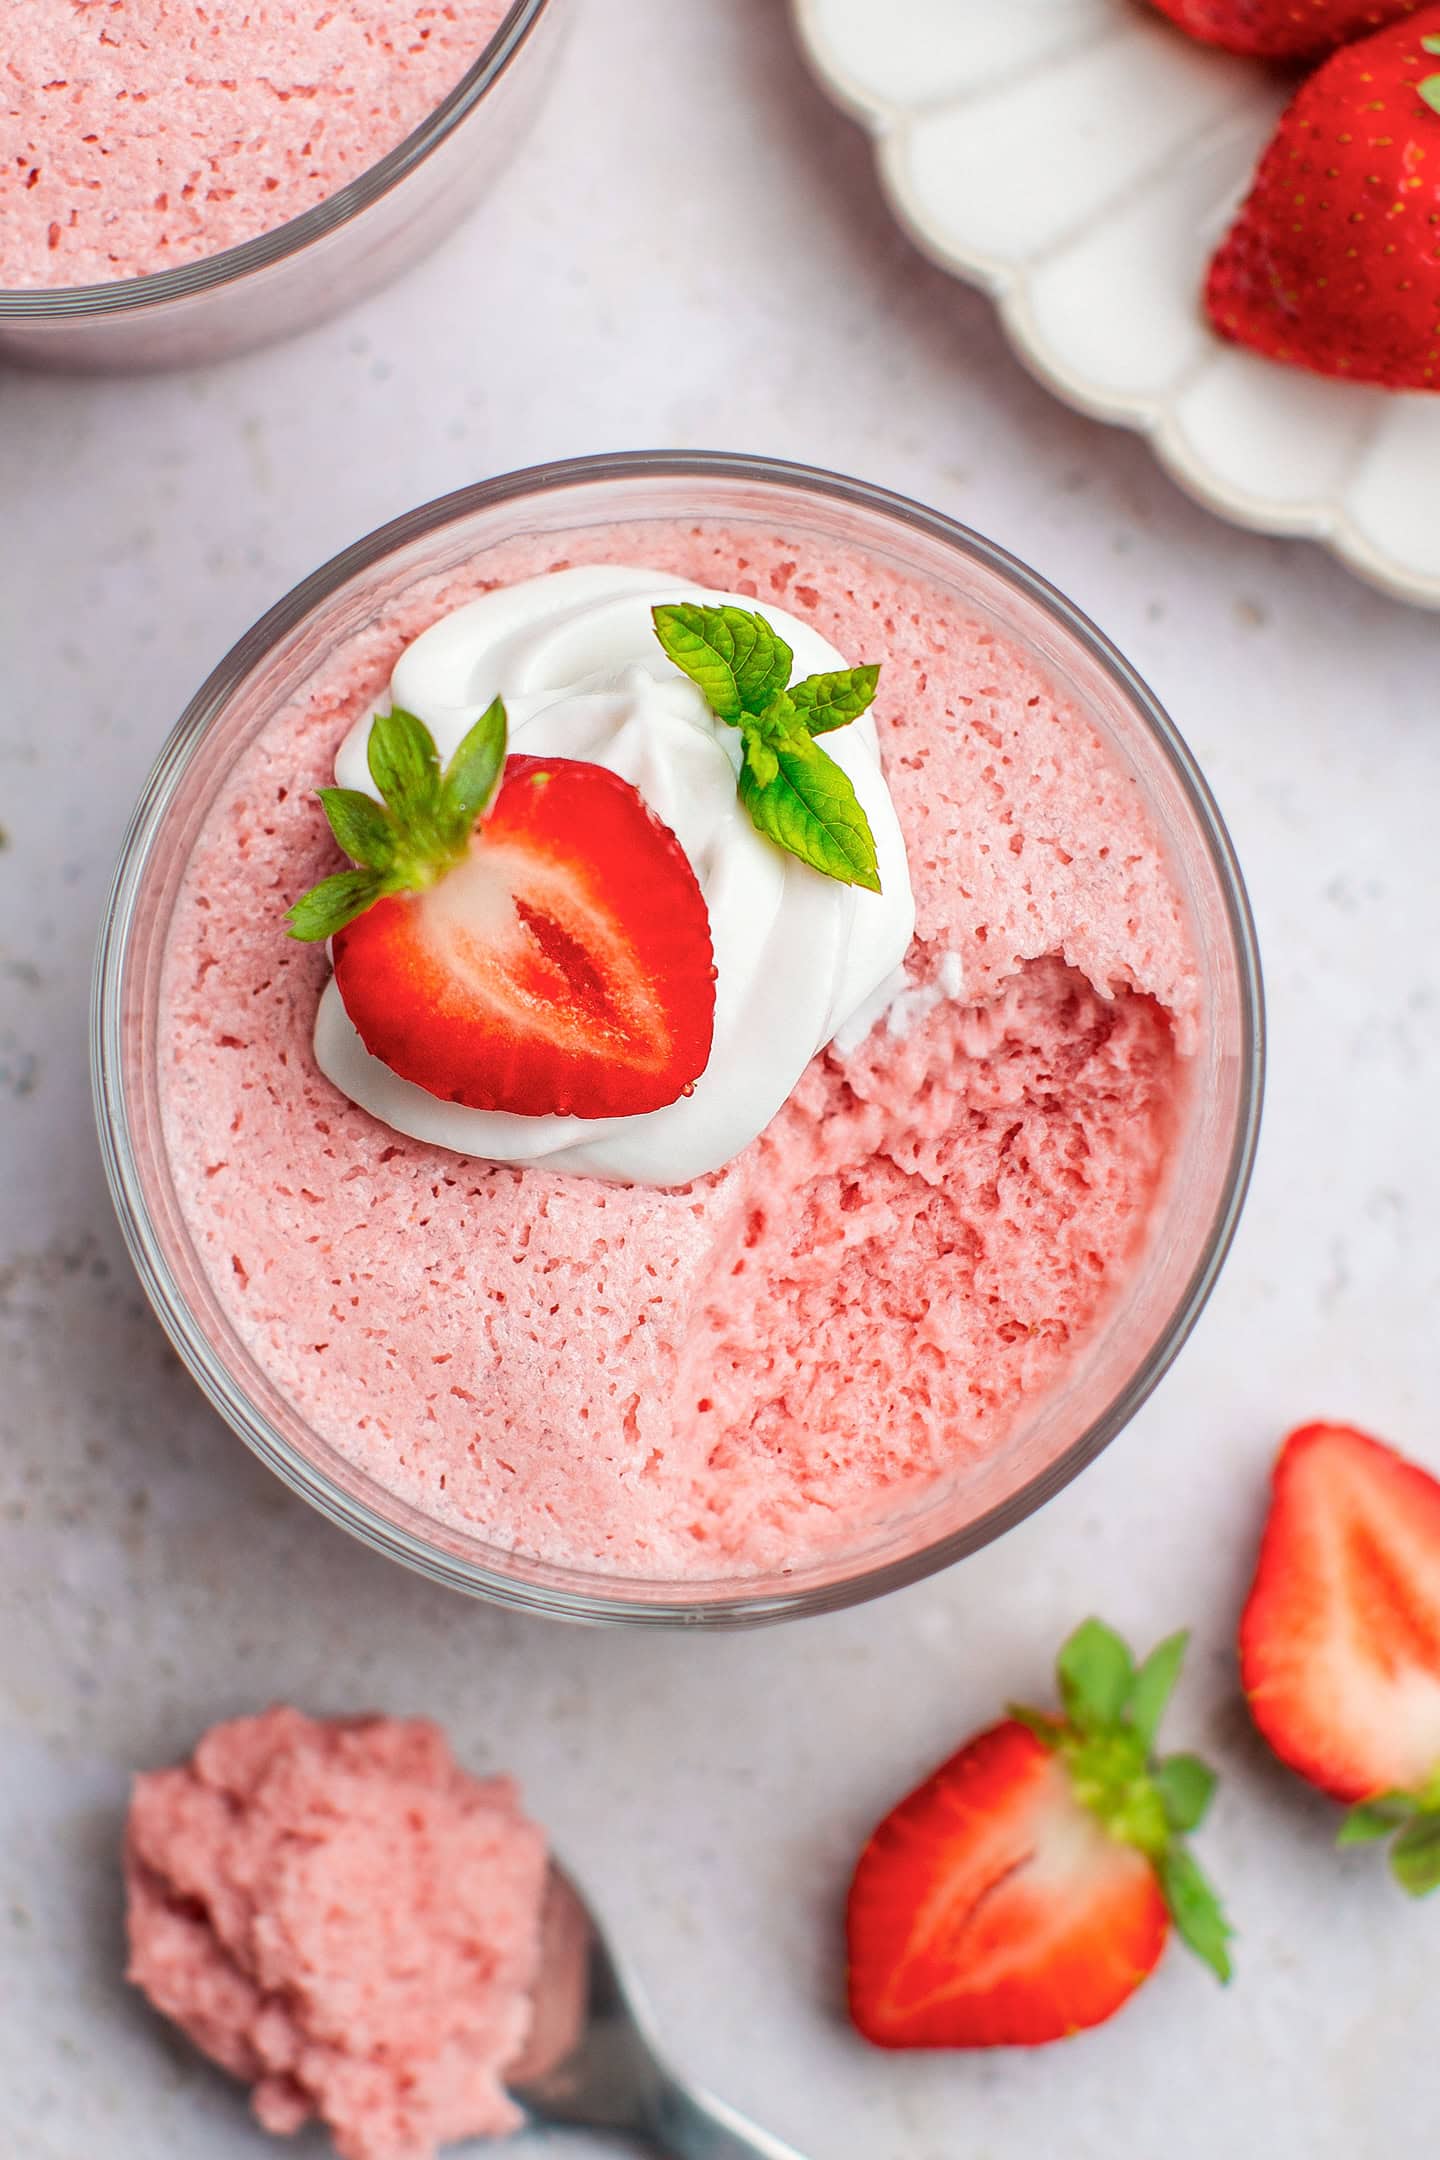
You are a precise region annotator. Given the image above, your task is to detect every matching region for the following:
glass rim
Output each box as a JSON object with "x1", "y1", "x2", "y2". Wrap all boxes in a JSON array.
[
  {"x1": 92, "y1": 449, "x2": 1266, "y2": 1628},
  {"x1": 0, "y1": 0, "x2": 551, "y2": 319}
]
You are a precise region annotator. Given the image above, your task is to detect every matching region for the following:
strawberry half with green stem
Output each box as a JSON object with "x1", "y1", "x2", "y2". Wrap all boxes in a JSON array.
[
  {"x1": 1149, "y1": 1, "x2": 1423, "y2": 60},
  {"x1": 287, "y1": 700, "x2": 716, "y2": 1120},
  {"x1": 1206, "y1": 16, "x2": 1440, "y2": 389},
  {"x1": 1240, "y1": 1423, "x2": 1440, "y2": 1897},
  {"x1": 847, "y1": 1621, "x2": 1231, "y2": 2050}
]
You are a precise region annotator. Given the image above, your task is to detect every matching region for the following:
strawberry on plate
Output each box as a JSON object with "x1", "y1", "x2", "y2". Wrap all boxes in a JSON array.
[
  {"x1": 1149, "y1": 1, "x2": 1422, "y2": 59},
  {"x1": 847, "y1": 1621, "x2": 1231, "y2": 2050},
  {"x1": 1240, "y1": 1422, "x2": 1440, "y2": 1896},
  {"x1": 1206, "y1": 15, "x2": 1440, "y2": 388},
  {"x1": 288, "y1": 699, "x2": 716, "y2": 1120}
]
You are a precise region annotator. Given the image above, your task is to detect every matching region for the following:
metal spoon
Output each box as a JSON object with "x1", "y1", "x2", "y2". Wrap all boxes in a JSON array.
[{"x1": 508, "y1": 1865, "x2": 811, "y2": 2159}]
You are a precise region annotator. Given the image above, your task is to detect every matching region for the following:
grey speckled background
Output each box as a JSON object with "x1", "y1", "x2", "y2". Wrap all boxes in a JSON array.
[{"x1": 3, "y1": 3, "x2": 1440, "y2": 2155}]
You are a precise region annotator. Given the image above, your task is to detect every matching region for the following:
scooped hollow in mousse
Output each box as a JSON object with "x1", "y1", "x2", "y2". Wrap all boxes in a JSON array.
[{"x1": 156, "y1": 522, "x2": 1200, "y2": 1582}]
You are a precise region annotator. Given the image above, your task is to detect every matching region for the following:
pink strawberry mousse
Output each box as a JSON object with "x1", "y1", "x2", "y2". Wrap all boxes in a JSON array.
[
  {"x1": 156, "y1": 519, "x2": 1200, "y2": 1582},
  {"x1": 124, "y1": 1708, "x2": 547, "y2": 2160},
  {"x1": 2, "y1": 1, "x2": 507, "y2": 288}
]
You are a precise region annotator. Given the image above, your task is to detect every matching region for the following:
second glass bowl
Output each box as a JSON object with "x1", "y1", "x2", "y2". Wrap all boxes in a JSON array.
[
  {"x1": 93, "y1": 451, "x2": 1263, "y2": 1625},
  {"x1": 0, "y1": 0, "x2": 557, "y2": 372}
]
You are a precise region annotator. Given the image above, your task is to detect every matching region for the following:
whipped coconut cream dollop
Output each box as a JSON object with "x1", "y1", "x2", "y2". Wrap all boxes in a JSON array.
[{"x1": 314, "y1": 566, "x2": 916, "y2": 1186}]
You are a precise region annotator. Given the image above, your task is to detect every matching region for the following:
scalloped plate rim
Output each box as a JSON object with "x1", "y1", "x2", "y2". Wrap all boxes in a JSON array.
[{"x1": 793, "y1": 0, "x2": 1440, "y2": 611}]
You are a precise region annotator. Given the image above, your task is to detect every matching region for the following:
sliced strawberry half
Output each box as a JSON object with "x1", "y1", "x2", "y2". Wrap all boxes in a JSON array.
[
  {"x1": 1204, "y1": 16, "x2": 1440, "y2": 390},
  {"x1": 847, "y1": 1622, "x2": 1231, "y2": 2050},
  {"x1": 1240, "y1": 1423, "x2": 1440, "y2": 1894},
  {"x1": 848, "y1": 1722, "x2": 1167, "y2": 2048},
  {"x1": 289, "y1": 702, "x2": 715, "y2": 1121}
]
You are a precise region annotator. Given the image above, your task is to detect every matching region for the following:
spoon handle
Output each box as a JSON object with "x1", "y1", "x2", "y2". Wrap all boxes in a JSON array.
[{"x1": 646, "y1": 2074, "x2": 811, "y2": 2160}]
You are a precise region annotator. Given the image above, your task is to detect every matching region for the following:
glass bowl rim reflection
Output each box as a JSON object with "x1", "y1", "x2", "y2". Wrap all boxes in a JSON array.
[
  {"x1": 0, "y1": 0, "x2": 552, "y2": 318},
  {"x1": 91, "y1": 449, "x2": 1266, "y2": 1627}
]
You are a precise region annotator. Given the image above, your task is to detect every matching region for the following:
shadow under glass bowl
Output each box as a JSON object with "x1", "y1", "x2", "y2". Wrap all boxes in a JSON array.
[
  {"x1": 92, "y1": 451, "x2": 1265, "y2": 1627},
  {"x1": 0, "y1": 0, "x2": 557, "y2": 373}
]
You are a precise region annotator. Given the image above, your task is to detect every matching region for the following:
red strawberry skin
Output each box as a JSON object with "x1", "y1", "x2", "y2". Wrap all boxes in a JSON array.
[
  {"x1": 847, "y1": 1722, "x2": 1167, "y2": 2049},
  {"x1": 1206, "y1": 15, "x2": 1440, "y2": 388},
  {"x1": 1151, "y1": 0, "x2": 1421, "y2": 58},
  {"x1": 1240, "y1": 1424, "x2": 1440, "y2": 1802},
  {"x1": 332, "y1": 755, "x2": 715, "y2": 1121}
]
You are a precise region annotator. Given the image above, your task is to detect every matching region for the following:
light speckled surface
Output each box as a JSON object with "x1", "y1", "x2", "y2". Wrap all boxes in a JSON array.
[{"x1": 2, "y1": 2, "x2": 1439, "y2": 2155}]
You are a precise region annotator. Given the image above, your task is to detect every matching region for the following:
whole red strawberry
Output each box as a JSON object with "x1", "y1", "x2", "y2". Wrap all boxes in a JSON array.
[
  {"x1": 847, "y1": 1621, "x2": 1231, "y2": 2049},
  {"x1": 288, "y1": 699, "x2": 716, "y2": 1120},
  {"x1": 1241, "y1": 1423, "x2": 1440, "y2": 1896},
  {"x1": 1150, "y1": 0, "x2": 1422, "y2": 59},
  {"x1": 1206, "y1": 14, "x2": 1440, "y2": 387}
]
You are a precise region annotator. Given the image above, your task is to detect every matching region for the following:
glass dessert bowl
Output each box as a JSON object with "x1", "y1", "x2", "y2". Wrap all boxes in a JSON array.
[
  {"x1": 0, "y1": 0, "x2": 556, "y2": 372},
  {"x1": 93, "y1": 452, "x2": 1264, "y2": 1626}
]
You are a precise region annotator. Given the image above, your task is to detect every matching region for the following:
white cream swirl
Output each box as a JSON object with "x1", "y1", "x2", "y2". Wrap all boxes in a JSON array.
[{"x1": 314, "y1": 565, "x2": 915, "y2": 1186}]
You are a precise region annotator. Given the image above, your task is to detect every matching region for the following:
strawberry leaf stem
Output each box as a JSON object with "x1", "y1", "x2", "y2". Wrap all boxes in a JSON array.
[
  {"x1": 1390, "y1": 1812, "x2": 1440, "y2": 1897},
  {"x1": 1057, "y1": 1618, "x2": 1135, "y2": 1730},
  {"x1": 1014, "y1": 1618, "x2": 1232, "y2": 1982},
  {"x1": 1154, "y1": 1752, "x2": 1218, "y2": 1834},
  {"x1": 1159, "y1": 1847, "x2": 1234, "y2": 1983},
  {"x1": 1339, "y1": 1766, "x2": 1440, "y2": 1895},
  {"x1": 288, "y1": 702, "x2": 510, "y2": 942},
  {"x1": 286, "y1": 868, "x2": 386, "y2": 942},
  {"x1": 1126, "y1": 1630, "x2": 1189, "y2": 1749}
]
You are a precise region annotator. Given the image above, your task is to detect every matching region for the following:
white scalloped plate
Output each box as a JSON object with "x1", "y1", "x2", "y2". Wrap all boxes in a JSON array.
[{"x1": 794, "y1": 0, "x2": 1440, "y2": 608}]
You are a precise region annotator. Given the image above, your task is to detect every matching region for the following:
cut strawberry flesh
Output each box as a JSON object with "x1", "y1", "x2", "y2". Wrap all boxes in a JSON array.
[
  {"x1": 1241, "y1": 1424, "x2": 1440, "y2": 1801},
  {"x1": 847, "y1": 1722, "x2": 1166, "y2": 2049},
  {"x1": 332, "y1": 755, "x2": 716, "y2": 1121}
]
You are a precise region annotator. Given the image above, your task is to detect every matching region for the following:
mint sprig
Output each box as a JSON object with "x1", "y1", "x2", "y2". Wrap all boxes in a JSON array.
[
  {"x1": 1011, "y1": 1619, "x2": 1234, "y2": 1982},
  {"x1": 286, "y1": 699, "x2": 507, "y2": 942},
  {"x1": 1339, "y1": 1766, "x2": 1440, "y2": 1898},
  {"x1": 652, "y1": 602, "x2": 882, "y2": 891}
]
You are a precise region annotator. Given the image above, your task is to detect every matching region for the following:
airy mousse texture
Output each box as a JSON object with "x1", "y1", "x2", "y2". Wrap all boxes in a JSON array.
[
  {"x1": 2, "y1": 2, "x2": 508, "y2": 288},
  {"x1": 125, "y1": 1709, "x2": 546, "y2": 2160},
  {"x1": 157, "y1": 519, "x2": 1200, "y2": 1581}
]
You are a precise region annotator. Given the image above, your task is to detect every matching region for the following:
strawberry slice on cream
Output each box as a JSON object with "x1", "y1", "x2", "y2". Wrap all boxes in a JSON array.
[{"x1": 289, "y1": 702, "x2": 716, "y2": 1122}]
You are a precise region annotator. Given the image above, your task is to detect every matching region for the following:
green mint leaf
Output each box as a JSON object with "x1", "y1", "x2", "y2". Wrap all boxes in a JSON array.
[
  {"x1": 1420, "y1": 75, "x2": 1440, "y2": 116},
  {"x1": 1425, "y1": 32, "x2": 1440, "y2": 51},
  {"x1": 1338, "y1": 1793, "x2": 1418, "y2": 1848},
  {"x1": 653, "y1": 602, "x2": 890, "y2": 890},
  {"x1": 652, "y1": 603, "x2": 745, "y2": 722},
  {"x1": 729, "y1": 610, "x2": 793, "y2": 714},
  {"x1": 1158, "y1": 1846, "x2": 1234, "y2": 1983},
  {"x1": 1389, "y1": 1812, "x2": 1440, "y2": 1897},
  {"x1": 441, "y1": 696, "x2": 508, "y2": 833},
  {"x1": 286, "y1": 867, "x2": 386, "y2": 943},
  {"x1": 367, "y1": 705, "x2": 443, "y2": 821},
  {"x1": 651, "y1": 602, "x2": 792, "y2": 722},
  {"x1": 1126, "y1": 1630, "x2": 1189, "y2": 1750},
  {"x1": 317, "y1": 787, "x2": 396, "y2": 872},
  {"x1": 737, "y1": 725, "x2": 880, "y2": 891},
  {"x1": 1007, "y1": 1704, "x2": 1064, "y2": 1750},
  {"x1": 1056, "y1": 1619, "x2": 1135, "y2": 1733},
  {"x1": 1155, "y1": 1753, "x2": 1217, "y2": 1834},
  {"x1": 789, "y1": 664, "x2": 880, "y2": 736}
]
